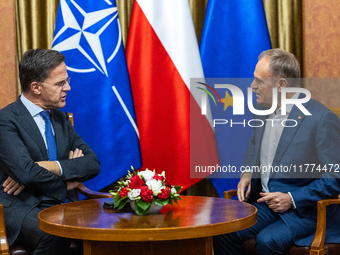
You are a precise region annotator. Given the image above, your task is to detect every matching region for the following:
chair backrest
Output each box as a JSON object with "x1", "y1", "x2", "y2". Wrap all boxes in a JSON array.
[
  {"x1": 329, "y1": 107, "x2": 340, "y2": 119},
  {"x1": 68, "y1": 113, "x2": 74, "y2": 126}
]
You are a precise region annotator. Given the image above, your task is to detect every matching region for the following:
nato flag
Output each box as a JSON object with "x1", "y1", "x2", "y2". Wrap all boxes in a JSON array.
[{"x1": 52, "y1": 0, "x2": 142, "y2": 191}]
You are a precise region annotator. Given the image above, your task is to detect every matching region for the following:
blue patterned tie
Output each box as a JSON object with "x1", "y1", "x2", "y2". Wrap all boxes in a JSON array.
[{"x1": 40, "y1": 111, "x2": 57, "y2": 161}]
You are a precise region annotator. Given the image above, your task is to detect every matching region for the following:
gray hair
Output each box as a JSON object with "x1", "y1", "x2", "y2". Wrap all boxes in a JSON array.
[{"x1": 259, "y1": 48, "x2": 301, "y2": 87}]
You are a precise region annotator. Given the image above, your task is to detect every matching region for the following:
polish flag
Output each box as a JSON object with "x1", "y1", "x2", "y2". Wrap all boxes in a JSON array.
[{"x1": 126, "y1": 0, "x2": 219, "y2": 190}]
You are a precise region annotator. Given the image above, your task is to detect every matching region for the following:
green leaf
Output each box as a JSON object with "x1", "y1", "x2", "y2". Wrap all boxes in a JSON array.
[
  {"x1": 173, "y1": 186, "x2": 182, "y2": 193},
  {"x1": 173, "y1": 196, "x2": 182, "y2": 204},
  {"x1": 113, "y1": 194, "x2": 128, "y2": 209},
  {"x1": 154, "y1": 198, "x2": 168, "y2": 206},
  {"x1": 118, "y1": 199, "x2": 128, "y2": 210},
  {"x1": 133, "y1": 201, "x2": 150, "y2": 215},
  {"x1": 113, "y1": 192, "x2": 120, "y2": 199},
  {"x1": 133, "y1": 205, "x2": 147, "y2": 215},
  {"x1": 114, "y1": 199, "x2": 121, "y2": 208},
  {"x1": 136, "y1": 199, "x2": 151, "y2": 211}
]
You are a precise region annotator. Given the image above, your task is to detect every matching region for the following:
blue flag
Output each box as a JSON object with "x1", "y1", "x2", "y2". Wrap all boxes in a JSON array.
[
  {"x1": 52, "y1": 0, "x2": 142, "y2": 191},
  {"x1": 200, "y1": 0, "x2": 271, "y2": 197}
]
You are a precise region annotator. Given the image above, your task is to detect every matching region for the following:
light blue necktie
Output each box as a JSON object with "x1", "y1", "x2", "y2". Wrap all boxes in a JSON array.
[{"x1": 40, "y1": 111, "x2": 57, "y2": 161}]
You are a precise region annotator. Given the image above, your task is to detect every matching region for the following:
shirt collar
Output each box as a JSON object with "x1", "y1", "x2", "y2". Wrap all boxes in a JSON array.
[{"x1": 20, "y1": 94, "x2": 44, "y2": 117}]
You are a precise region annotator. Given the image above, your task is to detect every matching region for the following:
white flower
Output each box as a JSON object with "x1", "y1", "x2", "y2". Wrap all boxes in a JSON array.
[
  {"x1": 128, "y1": 189, "x2": 141, "y2": 200},
  {"x1": 138, "y1": 169, "x2": 155, "y2": 182},
  {"x1": 146, "y1": 179, "x2": 163, "y2": 196},
  {"x1": 171, "y1": 187, "x2": 177, "y2": 194}
]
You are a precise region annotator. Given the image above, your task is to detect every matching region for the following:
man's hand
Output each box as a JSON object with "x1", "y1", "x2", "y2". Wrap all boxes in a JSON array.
[
  {"x1": 66, "y1": 148, "x2": 83, "y2": 190},
  {"x1": 67, "y1": 182, "x2": 79, "y2": 190},
  {"x1": 237, "y1": 172, "x2": 251, "y2": 202},
  {"x1": 257, "y1": 192, "x2": 291, "y2": 213},
  {"x1": 69, "y1": 148, "x2": 84, "y2": 159},
  {"x1": 3, "y1": 176, "x2": 25, "y2": 196},
  {"x1": 2, "y1": 149, "x2": 85, "y2": 195}
]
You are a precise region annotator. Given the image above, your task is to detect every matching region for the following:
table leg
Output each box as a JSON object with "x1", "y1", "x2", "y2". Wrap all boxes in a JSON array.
[{"x1": 83, "y1": 237, "x2": 213, "y2": 255}]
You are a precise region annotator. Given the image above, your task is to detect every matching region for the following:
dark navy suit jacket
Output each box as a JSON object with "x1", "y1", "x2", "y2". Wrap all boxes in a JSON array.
[
  {"x1": 0, "y1": 97, "x2": 100, "y2": 245},
  {"x1": 245, "y1": 97, "x2": 340, "y2": 246}
]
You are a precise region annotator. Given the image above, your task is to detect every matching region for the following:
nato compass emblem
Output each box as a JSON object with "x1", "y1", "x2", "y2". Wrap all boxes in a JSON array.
[{"x1": 52, "y1": 0, "x2": 121, "y2": 77}]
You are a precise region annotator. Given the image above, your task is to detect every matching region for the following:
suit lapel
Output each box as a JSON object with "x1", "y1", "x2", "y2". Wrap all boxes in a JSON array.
[
  {"x1": 13, "y1": 98, "x2": 48, "y2": 160},
  {"x1": 271, "y1": 97, "x2": 309, "y2": 170},
  {"x1": 255, "y1": 116, "x2": 266, "y2": 151}
]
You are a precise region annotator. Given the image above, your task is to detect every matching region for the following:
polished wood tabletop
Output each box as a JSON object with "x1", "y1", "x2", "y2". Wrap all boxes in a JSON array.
[
  {"x1": 39, "y1": 196, "x2": 256, "y2": 255},
  {"x1": 39, "y1": 196, "x2": 256, "y2": 242}
]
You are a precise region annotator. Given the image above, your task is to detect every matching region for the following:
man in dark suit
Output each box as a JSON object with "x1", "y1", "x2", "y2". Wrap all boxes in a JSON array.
[
  {"x1": 214, "y1": 49, "x2": 340, "y2": 255},
  {"x1": 0, "y1": 49, "x2": 100, "y2": 254}
]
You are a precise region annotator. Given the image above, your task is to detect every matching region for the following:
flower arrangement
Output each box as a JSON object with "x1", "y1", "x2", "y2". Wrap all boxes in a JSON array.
[{"x1": 110, "y1": 167, "x2": 182, "y2": 215}]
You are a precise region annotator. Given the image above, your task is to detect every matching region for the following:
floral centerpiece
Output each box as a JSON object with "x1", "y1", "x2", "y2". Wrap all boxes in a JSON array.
[{"x1": 110, "y1": 167, "x2": 182, "y2": 215}]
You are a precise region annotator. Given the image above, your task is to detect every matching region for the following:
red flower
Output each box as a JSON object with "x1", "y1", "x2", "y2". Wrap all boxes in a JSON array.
[
  {"x1": 119, "y1": 187, "x2": 129, "y2": 198},
  {"x1": 164, "y1": 179, "x2": 172, "y2": 188},
  {"x1": 140, "y1": 186, "x2": 153, "y2": 203},
  {"x1": 158, "y1": 188, "x2": 170, "y2": 200},
  {"x1": 154, "y1": 174, "x2": 165, "y2": 181},
  {"x1": 129, "y1": 175, "x2": 145, "y2": 189}
]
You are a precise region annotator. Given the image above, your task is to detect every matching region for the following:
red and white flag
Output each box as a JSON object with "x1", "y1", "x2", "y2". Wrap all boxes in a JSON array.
[{"x1": 126, "y1": 0, "x2": 219, "y2": 190}]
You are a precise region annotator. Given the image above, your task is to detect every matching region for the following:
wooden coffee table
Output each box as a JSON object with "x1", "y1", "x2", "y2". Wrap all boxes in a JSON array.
[{"x1": 39, "y1": 196, "x2": 256, "y2": 255}]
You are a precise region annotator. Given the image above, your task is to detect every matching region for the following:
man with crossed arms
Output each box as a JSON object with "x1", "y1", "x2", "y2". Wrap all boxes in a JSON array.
[
  {"x1": 214, "y1": 48, "x2": 340, "y2": 254},
  {"x1": 0, "y1": 49, "x2": 100, "y2": 254}
]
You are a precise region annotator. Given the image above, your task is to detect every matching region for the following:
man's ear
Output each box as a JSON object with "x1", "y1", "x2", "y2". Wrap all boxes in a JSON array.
[
  {"x1": 277, "y1": 78, "x2": 288, "y2": 92},
  {"x1": 31, "y1": 82, "x2": 41, "y2": 95}
]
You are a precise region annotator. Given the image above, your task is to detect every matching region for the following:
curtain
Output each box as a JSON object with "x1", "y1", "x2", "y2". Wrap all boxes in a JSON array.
[
  {"x1": 115, "y1": 0, "x2": 133, "y2": 47},
  {"x1": 15, "y1": 0, "x2": 59, "y2": 94},
  {"x1": 14, "y1": 0, "x2": 303, "y2": 77},
  {"x1": 16, "y1": 0, "x2": 59, "y2": 59},
  {"x1": 263, "y1": 0, "x2": 303, "y2": 72},
  {"x1": 14, "y1": 0, "x2": 303, "y2": 196}
]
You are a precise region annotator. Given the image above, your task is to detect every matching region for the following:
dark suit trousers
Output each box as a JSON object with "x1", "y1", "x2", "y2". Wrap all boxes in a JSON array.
[
  {"x1": 213, "y1": 202, "x2": 294, "y2": 255},
  {"x1": 17, "y1": 201, "x2": 71, "y2": 255}
]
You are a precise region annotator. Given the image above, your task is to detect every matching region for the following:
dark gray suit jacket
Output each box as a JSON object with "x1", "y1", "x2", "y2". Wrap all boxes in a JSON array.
[{"x1": 0, "y1": 97, "x2": 100, "y2": 245}]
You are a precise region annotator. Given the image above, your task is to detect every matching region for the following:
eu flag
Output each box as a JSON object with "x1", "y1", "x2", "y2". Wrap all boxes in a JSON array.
[
  {"x1": 200, "y1": 0, "x2": 271, "y2": 197},
  {"x1": 52, "y1": 0, "x2": 142, "y2": 191}
]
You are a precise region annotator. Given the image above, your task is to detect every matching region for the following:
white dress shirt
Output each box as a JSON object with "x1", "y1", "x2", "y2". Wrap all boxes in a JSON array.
[
  {"x1": 20, "y1": 94, "x2": 63, "y2": 175},
  {"x1": 260, "y1": 93, "x2": 299, "y2": 207}
]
